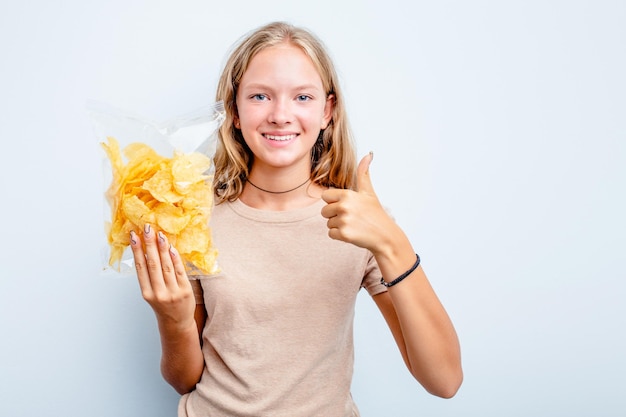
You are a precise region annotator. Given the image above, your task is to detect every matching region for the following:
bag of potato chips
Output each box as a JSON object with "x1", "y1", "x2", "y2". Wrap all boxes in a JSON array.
[{"x1": 87, "y1": 100, "x2": 225, "y2": 277}]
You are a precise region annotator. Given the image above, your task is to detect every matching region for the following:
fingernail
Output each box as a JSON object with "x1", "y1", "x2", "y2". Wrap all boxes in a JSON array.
[
  {"x1": 369, "y1": 151, "x2": 374, "y2": 160},
  {"x1": 158, "y1": 231, "x2": 166, "y2": 244},
  {"x1": 169, "y1": 244, "x2": 177, "y2": 257},
  {"x1": 130, "y1": 230, "x2": 137, "y2": 246},
  {"x1": 144, "y1": 223, "x2": 151, "y2": 235}
]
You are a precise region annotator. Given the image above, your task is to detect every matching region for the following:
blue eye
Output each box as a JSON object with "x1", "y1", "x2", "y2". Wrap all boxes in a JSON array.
[
  {"x1": 296, "y1": 95, "x2": 311, "y2": 102},
  {"x1": 251, "y1": 94, "x2": 267, "y2": 101}
]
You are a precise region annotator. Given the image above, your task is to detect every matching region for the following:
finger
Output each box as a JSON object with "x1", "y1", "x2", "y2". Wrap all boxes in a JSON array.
[
  {"x1": 356, "y1": 151, "x2": 375, "y2": 194},
  {"x1": 156, "y1": 231, "x2": 179, "y2": 288},
  {"x1": 321, "y1": 187, "x2": 342, "y2": 204},
  {"x1": 321, "y1": 200, "x2": 338, "y2": 219},
  {"x1": 325, "y1": 212, "x2": 348, "y2": 229},
  {"x1": 130, "y1": 229, "x2": 153, "y2": 296},
  {"x1": 167, "y1": 243, "x2": 191, "y2": 288},
  {"x1": 142, "y1": 223, "x2": 167, "y2": 293},
  {"x1": 156, "y1": 230, "x2": 189, "y2": 288},
  {"x1": 327, "y1": 224, "x2": 348, "y2": 243}
]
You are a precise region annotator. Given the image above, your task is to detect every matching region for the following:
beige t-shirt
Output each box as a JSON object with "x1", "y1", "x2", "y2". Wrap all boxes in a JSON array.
[{"x1": 180, "y1": 199, "x2": 386, "y2": 417}]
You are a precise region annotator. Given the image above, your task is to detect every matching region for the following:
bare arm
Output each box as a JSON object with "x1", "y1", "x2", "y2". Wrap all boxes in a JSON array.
[
  {"x1": 321, "y1": 153, "x2": 463, "y2": 397},
  {"x1": 372, "y1": 250, "x2": 462, "y2": 398},
  {"x1": 130, "y1": 225, "x2": 205, "y2": 394}
]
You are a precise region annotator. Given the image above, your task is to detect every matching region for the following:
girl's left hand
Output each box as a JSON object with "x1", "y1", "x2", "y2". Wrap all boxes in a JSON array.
[{"x1": 321, "y1": 153, "x2": 400, "y2": 255}]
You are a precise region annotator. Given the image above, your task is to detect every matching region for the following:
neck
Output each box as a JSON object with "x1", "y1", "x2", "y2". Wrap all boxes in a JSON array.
[
  {"x1": 240, "y1": 178, "x2": 324, "y2": 211},
  {"x1": 246, "y1": 177, "x2": 310, "y2": 194}
]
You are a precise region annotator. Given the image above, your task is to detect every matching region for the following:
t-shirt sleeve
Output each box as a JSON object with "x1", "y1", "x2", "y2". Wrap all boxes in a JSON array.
[{"x1": 361, "y1": 251, "x2": 387, "y2": 297}]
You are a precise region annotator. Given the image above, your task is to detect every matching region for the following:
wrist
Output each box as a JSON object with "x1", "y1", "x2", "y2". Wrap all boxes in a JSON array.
[
  {"x1": 157, "y1": 315, "x2": 198, "y2": 336},
  {"x1": 372, "y1": 233, "x2": 419, "y2": 287},
  {"x1": 370, "y1": 226, "x2": 413, "y2": 263},
  {"x1": 380, "y1": 253, "x2": 421, "y2": 287}
]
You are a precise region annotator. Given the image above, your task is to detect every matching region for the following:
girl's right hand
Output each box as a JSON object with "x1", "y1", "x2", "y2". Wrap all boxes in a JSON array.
[{"x1": 129, "y1": 224, "x2": 196, "y2": 332}]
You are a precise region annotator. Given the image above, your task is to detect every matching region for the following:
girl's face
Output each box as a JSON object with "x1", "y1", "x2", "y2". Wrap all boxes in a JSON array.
[{"x1": 235, "y1": 43, "x2": 333, "y2": 176}]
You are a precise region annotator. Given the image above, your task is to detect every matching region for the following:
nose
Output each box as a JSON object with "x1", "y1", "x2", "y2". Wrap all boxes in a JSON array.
[{"x1": 268, "y1": 98, "x2": 292, "y2": 125}]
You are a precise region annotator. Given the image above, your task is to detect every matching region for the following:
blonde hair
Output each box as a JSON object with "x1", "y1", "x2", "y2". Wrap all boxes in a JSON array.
[{"x1": 213, "y1": 21, "x2": 357, "y2": 203}]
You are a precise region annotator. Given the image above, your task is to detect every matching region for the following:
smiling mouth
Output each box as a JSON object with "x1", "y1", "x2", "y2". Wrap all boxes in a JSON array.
[{"x1": 263, "y1": 134, "x2": 298, "y2": 141}]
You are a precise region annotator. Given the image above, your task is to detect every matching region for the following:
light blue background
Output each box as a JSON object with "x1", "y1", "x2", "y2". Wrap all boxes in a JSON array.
[{"x1": 1, "y1": 1, "x2": 624, "y2": 416}]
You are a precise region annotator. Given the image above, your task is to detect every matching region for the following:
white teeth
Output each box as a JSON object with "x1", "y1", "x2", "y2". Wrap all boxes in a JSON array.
[{"x1": 264, "y1": 134, "x2": 297, "y2": 141}]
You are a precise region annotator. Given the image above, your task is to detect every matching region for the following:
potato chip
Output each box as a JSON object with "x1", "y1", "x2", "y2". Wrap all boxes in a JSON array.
[
  {"x1": 101, "y1": 136, "x2": 217, "y2": 274},
  {"x1": 121, "y1": 195, "x2": 153, "y2": 225},
  {"x1": 142, "y1": 170, "x2": 184, "y2": 204},
  {"x1": 171, "y1": 151, "x2": 212, "y2": 195},
  {"x1": 181, "y1": 182, "x2": 213, "y2": 213},
  {"x1": 176, "y1": 217, "x2": 210, "y2": 254},
  {"x1": 154, "y1": 203, "x2": 190, "y2": 234},
  {"x1": 101, "y1": 138, "x2": 123, "y2": 182}
]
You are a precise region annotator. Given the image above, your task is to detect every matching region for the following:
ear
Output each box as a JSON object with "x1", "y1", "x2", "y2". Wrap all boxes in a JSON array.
[
  {"x1": 321, "y1": 94, "x2": 335, "y2": 129},
  {"x1": 233, "y1": 117, "x2": 240, "y2": 129}
]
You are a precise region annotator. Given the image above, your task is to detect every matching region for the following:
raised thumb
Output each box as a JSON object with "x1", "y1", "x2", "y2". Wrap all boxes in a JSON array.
[{"x1": 356, "y1": 151, "x2": 375, "y2": 193}]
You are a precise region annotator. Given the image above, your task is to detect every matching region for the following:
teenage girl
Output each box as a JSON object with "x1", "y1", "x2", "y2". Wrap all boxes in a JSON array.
[{"x1": 130, "y1": 21, "x2": 462, "y2": 417}]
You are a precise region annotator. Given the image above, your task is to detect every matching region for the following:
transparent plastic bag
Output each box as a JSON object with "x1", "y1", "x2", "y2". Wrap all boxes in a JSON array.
[{"x1": 87, "y1": 100, "x2": 225, "y2": 277}]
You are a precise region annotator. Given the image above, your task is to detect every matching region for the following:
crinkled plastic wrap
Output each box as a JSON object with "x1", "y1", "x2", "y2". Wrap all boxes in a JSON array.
[{"x1": 87, "y1": 100, "x2": 225, "y2": 277}]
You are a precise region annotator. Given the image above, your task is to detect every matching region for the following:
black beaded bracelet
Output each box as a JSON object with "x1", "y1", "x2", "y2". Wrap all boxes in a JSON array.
[{"x1": 380, "y1": 253, "x2": 421, "y2": 288}]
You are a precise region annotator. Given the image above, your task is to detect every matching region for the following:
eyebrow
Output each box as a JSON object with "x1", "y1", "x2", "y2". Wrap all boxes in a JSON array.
[{"x1": 240, "y1": 83, "x2": 323, "y2": 91}]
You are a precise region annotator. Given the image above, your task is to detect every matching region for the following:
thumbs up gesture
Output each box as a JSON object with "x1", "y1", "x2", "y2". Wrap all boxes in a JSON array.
[{"x1": 321, "y1": 152, "x2": 400, "y2": 254}]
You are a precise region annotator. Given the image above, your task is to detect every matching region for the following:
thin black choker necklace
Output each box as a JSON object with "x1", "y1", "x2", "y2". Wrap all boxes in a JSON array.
[{"x1": 246, "y1": 178, "x2": 310, "y2": 194}]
